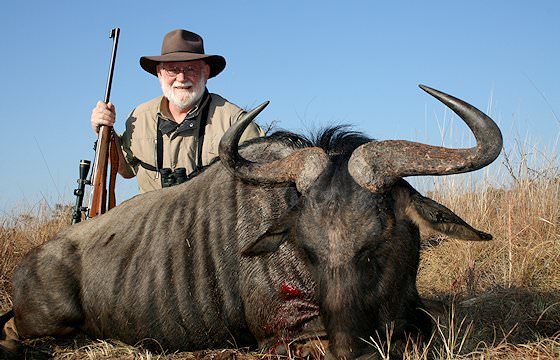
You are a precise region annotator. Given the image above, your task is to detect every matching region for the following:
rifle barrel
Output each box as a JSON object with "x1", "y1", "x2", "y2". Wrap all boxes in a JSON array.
[{"x1": 104, "y1": 27, "x2": 120, "y2": 104}]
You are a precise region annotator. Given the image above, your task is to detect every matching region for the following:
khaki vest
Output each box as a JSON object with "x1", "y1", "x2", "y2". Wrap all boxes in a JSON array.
[{"x1": 120, "y1": 93, "x2": 264, "y2": 193}]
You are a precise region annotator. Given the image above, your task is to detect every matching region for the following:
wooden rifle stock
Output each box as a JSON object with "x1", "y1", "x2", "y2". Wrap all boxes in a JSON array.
[
  {"x1": 90, "y1": 127, "x2": 109, "y2": 217},
  {"x1": 88, "y1": 28, "x2": 120, "y2": 219}
]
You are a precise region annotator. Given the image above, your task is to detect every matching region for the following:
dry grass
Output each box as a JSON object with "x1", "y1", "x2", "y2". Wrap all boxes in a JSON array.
[
  {"x1": 0, "y1": 205, "x2": 69, "y2": 313},
  {"x1": 1, "y1": 147, "x2": 559, "y2": 359}
]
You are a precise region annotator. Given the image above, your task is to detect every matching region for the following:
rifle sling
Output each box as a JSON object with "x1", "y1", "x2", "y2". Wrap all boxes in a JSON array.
[{"x1": 108, "y1": 131, "x2": 119, "y2": 210}]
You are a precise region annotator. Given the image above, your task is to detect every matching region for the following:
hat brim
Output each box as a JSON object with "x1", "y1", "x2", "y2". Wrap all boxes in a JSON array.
[{"x1": 140, "y1": 53, "x2": 226, "y2": 78}]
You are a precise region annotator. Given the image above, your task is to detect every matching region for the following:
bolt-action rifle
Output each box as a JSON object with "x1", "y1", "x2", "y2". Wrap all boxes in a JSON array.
[{"x1": 71, "y1": 28, "x2": 120, "y2": 224}]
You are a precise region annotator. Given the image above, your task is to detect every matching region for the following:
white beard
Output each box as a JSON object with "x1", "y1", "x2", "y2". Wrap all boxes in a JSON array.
[{"x1": 160, "y1": 76, "x2": 206, "y2": 110}]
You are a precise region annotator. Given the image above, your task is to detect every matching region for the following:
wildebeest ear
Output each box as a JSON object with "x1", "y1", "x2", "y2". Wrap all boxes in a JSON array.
[{"x1": 392, "y1": 180, "x2": 492, "y2": 241}]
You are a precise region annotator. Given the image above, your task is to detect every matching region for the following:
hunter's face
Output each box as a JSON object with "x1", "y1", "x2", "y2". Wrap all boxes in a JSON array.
[{"x1": 157, "y1": 60, "x2": 210, "y2": 110}]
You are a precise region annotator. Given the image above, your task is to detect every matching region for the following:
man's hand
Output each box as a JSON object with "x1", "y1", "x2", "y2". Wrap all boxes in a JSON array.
[{"x1": 91, "y1": 101, "x2": 116, "y2": 133}]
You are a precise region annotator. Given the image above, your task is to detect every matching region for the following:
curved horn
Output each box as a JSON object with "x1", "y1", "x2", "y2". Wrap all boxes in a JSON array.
[
  {"x1": 348, "y1": 85, "x2": 503, "y2": 192},
  {"x1": 219, "y1": 102, "x2": 329, "y2": 192},
  {"x1": 219, "y1": 101, "x2": 270, "y2": 172}
]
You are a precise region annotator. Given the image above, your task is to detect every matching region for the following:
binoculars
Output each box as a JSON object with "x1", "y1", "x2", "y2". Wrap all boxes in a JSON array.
[{"x1": 160, "y1": 168, "x2": 189, "y2": 188}]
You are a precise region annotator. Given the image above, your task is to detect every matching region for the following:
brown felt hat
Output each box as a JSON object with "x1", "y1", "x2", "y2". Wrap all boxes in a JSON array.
[{"x1": 140, "y1": 29, "x2": 226, "y2": 78}]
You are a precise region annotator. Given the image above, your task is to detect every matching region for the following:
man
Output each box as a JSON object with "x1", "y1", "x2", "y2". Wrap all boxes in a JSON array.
[{"x1": 91, "y1": 29, "x2": 264, "y2": 193}]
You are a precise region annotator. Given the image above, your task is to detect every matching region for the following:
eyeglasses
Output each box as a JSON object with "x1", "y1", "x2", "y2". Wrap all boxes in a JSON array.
[{"x1": 160, "y1": 65, "x2": 200, "y2": 77}]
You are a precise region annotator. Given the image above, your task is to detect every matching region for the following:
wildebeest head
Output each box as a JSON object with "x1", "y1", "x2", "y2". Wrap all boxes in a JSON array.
[{"x1": 220, "y1": 85, "x2": 502, "y2": 358}]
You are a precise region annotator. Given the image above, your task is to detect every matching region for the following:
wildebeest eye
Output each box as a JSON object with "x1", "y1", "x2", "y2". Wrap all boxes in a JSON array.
[
  {"x1": 354, "y1": 244, "x2": 378, "y2": 268},
  {"x1": 301, "y1": 244, "x2": 320, "y2": 266}
]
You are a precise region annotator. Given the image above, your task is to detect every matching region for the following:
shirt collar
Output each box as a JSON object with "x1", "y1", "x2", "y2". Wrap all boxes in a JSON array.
[{"x1": 157, "y1": 89, "x2": 210, "y2": 136}]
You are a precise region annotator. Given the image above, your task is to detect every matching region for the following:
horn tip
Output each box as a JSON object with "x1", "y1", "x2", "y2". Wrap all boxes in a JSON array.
[
  {"x1": 419, "y1": 84, "x2": 436, "y2": 94},
  {"x1": 250, "y1": 100, "x2": 270, "y2": 115},
  {"x1": 419, "y1": 84, "x2": 450, "y2": 102}
]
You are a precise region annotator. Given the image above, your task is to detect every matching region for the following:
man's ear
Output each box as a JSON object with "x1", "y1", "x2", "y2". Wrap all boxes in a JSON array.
[
  {"x1": 392, "y1": 180, "x2": 492, "y2": 241},
  {"x1": 202, "y1": 62, "x2": 211, "y2": 79}
]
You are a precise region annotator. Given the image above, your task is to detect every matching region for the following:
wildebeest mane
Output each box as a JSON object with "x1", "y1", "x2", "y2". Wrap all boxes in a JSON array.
[
  {"x1": 265, "y1": 125, "x2": 372, "y2": 159},
  {"x1": 199, "y1": 125, "x2": 371, "y2": 184}
]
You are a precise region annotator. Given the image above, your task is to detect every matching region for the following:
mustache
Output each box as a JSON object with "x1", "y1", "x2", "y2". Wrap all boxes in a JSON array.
[{"x1": 172, "y1": 81, "x2": 193, "y2": 88}]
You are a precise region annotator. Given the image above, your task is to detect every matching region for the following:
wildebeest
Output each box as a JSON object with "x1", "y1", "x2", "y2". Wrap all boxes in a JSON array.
[{"x1": 1, "y1": 85, "x2": 502, "y2": 359}]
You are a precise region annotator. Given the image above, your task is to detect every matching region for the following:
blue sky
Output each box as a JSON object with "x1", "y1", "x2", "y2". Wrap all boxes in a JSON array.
[{"x1": 0, "y1": 1, "x2": 558, "y2": 214}]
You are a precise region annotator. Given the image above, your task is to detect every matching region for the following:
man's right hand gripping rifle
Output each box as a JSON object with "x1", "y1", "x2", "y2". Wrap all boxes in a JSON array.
[{"x1": 91, "y1": 101, "x2": 134, "y2": 179}]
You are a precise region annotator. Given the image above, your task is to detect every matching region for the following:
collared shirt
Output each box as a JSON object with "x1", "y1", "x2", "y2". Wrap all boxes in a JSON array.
[
  {"x1": 119, "y1": 92, "x2": 264, "y2": 193},
  {"x1": 157, "y1": 93, "x2": 206, "y2": 137}
]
